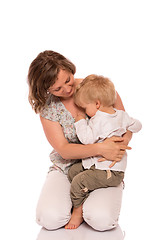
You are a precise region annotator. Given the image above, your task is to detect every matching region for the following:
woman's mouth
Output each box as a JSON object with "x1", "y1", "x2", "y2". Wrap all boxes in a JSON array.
[{"x1": 67, "y1": 87, "x2": 74, "y2": 95}]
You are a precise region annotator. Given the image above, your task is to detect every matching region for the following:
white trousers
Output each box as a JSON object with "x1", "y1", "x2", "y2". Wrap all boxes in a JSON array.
[{"x1": 36, "y1": 170, "x2": 123, "y2": 231}]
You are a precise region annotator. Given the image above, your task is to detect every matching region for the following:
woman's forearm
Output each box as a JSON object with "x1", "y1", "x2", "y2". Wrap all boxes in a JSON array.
[
  {"x1": 59, "y1": 137, "x2": 130, "y2": 162},
  {"x1": 40, "y1": 116, "x2": 130, "y2": 162},
  {"x1": 59, "y1": 142, "x2": 99, "y2": 160},
  {"x1": 40, "y1": 116, "x2": 100, "y2": 160}
]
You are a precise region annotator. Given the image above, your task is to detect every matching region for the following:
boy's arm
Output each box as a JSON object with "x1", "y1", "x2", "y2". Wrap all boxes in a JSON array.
[
  {"x1": 74, "y1": 118, "x2": 96, "y2": 145},
  {"x1": 114, "y1": 92, "x2": 134, "y2": 145},
  {"x1": 126, "y1": 114, "x2": 142, "y2": 133},
  {"x1": 122, "y1": 112, "x2": 142, "y2": 146}
]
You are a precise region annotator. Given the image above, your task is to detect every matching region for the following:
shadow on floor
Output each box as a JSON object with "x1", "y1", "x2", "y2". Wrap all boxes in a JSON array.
[{"x1": 37, "y1": 222, "x2": 125, "y2": 240}]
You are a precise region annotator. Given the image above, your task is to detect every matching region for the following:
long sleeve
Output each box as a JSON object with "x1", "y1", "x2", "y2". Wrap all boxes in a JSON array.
[
  {"x1": 74, "y1": 110, "x2": 142, "y2": 172},
  {"x1": 74, "y1": 119, "x2": 97, "y2": 144},
  {"x1": 124, "y1": 112, "x2": 142, "y2": 133}
]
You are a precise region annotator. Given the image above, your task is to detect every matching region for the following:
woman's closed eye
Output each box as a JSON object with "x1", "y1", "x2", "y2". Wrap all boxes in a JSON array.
[
  {"x1": 54, "y1": 87, "x2": 61, "y2": 92},
  {"x1": 65, "y1": 77, "x2": 70, "y2": 84},
  {"x1": 49, "y1": 76, "x2": 71, "y2": 92}
]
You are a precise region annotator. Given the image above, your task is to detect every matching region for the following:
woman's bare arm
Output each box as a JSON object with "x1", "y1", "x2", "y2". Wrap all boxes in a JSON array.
[
  {"x1": 114, "y1": 92, "x2": 133, "y2": 144},
  {"x1": 114, "y1": 92, "x2": 125, "y2": 111},
  {"x1": 40, "y1": 116, "x2": 100, "y2": 160},
  {"x1": 40, "y1": 116, "x2": 130, "y2": 161}
]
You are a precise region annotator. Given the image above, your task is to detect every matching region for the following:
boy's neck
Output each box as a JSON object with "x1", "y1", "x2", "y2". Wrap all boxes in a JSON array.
[{"x1": 98, "y1": 105, "x2": 116, "y2": 114}]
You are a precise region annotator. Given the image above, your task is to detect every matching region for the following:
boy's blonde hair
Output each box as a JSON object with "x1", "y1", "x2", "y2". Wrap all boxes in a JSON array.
[{"x1": 74, "y1": 74, "x2": 116, "y2": 107}]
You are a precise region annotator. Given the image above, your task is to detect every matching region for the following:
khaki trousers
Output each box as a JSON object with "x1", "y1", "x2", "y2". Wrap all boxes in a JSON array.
[{"x1": 68, "y1": 162, "x2": 124, "y2": 208}]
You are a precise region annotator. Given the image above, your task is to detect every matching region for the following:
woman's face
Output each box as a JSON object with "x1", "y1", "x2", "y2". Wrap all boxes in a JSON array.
[{"x1": 49, "y1": 69, "x2": 75, "y2": 99}]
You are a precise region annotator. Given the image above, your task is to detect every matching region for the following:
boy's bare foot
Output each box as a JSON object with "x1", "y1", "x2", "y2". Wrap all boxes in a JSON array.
[{"x1": 65, "y1": 205, "x2": 83, "y2": 229}]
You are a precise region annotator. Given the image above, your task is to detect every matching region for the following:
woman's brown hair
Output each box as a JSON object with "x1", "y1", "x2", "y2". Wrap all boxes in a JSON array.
[{"x1": 28, "y1": 50, "x2": 76, "y2": 113}]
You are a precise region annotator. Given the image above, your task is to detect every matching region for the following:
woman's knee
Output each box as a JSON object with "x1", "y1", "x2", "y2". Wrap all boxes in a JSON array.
[
  {"x1": 36, "y1": 171, "x2": 72, "y2": 230},
  {"x1": 36, "y1": 205, "x2": 71, "y2": 230},
  {"x1": 83, "y1": 206, "x2": 118, "y2": 231},
  {"x1": 83, "y1": 185, "x2": 123, "y2": 231}
]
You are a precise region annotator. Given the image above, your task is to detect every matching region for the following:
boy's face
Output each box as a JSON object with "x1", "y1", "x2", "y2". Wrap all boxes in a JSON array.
[{"x1": 81, "y1": 102, "x2": 98, "y2": 117}]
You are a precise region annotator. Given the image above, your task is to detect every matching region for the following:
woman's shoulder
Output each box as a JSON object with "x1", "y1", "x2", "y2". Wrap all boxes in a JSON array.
[
  {"x1": 75, "y1": 78, "x2": 83, "y2": 86},
  {"x1": 40, "y1": 94, "x2": 60, "y2": 121}
]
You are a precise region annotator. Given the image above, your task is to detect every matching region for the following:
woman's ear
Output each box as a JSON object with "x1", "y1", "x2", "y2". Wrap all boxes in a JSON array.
[{"x1": 96, "y1": 100, "x2": 101, "y2": 109}]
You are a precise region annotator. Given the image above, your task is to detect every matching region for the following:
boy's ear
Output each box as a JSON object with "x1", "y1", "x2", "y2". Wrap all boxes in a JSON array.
[{"x1": 96, "y1": 100, "x2": 101, "y2": 109}]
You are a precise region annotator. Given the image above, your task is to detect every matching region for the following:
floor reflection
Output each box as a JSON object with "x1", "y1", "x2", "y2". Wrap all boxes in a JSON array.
[{"x1": 37, "y1": 222, "x2": 125, "y2": 240}]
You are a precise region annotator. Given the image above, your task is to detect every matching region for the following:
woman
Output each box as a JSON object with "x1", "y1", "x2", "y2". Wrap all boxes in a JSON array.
[{"x1": 28, "y1": 50, "x2": 132, "y2": 231}]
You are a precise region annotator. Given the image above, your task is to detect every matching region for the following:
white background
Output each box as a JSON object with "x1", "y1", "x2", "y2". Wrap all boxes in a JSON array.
[{"x1": 1, "y1": 0, "x2": 160, "y2": 239}]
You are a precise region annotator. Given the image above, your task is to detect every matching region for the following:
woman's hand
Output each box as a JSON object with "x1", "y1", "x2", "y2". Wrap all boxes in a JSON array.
[
  {"x1": 98, "y1": 136, "x2": 131, "y2": 163},
  {"x1": 122, "y1": 130, "x2": 133, "y2": 146}
]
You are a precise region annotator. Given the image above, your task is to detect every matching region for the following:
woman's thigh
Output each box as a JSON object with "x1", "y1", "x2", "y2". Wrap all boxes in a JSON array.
[
  {"x1": 83, "y1": 183, "x2": 123, "y2": 231},
  {"x1": 36, "y1": 170, "x2": 72, "y2": 230}
]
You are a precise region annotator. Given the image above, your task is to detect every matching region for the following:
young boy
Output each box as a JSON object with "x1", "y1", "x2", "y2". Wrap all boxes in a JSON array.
[{"x1": 65, "y1": 74, "x2": 142, "y2": 229}]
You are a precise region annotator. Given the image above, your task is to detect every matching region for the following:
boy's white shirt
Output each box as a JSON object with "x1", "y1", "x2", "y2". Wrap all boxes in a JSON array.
[{"x1": 74, "y1": 109, "x2": 142, "y2": 172}]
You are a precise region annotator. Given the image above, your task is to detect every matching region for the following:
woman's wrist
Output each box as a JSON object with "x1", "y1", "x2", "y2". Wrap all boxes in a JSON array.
[{"x1": 95, "y1": 142, "x2": 104, "y2": 157}]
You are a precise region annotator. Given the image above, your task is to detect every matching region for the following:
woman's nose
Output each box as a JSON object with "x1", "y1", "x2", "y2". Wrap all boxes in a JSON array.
[{"x1": 64, "y1": 85, "x2": 71, "y2": 93}]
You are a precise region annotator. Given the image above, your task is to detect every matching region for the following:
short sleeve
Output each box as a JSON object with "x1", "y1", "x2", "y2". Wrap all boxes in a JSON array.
[{"x1": 40, "y1": 96, "x2": 59, "y2": 122}]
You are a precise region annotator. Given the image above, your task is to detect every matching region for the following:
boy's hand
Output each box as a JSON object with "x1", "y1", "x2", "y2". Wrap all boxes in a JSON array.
[{"x1": 75, "y1": 114, "x2": 85, "y2": 122}]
